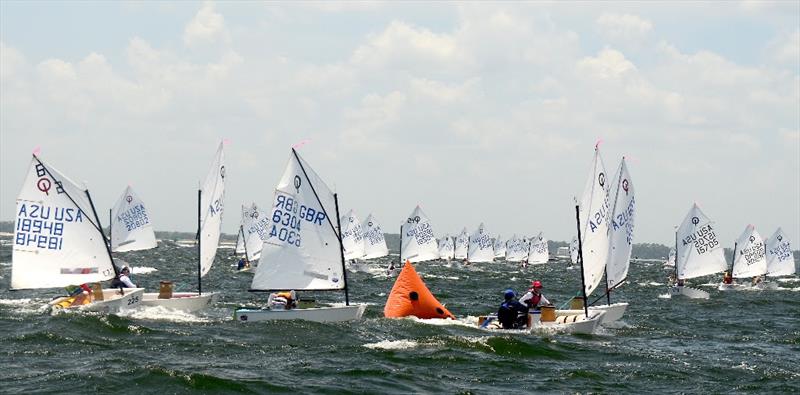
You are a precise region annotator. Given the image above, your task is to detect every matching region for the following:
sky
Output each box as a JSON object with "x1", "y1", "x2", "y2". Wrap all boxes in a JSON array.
[{"x1": 1, "y1": 1, "x2": 798, "y2": 246}]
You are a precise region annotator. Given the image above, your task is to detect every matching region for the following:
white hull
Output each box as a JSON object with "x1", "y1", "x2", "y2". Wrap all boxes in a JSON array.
[
  {"x1": 139, "y1": 292, "x2": 219, "y2": 312},
  {"x1": 670, "y1": 285, "x2": 710, "y2": 299},
  {"x1": 234, "y1": 304, "x2": 367, "y2": 323},
  {"x1": 557, "y1": 302, "x2": 628, "y2": 325},
  {"x1": 480, "y1": 310, "x2": 605, "y2": 335},
  {"x1": 50, "y1": 288, "x2": 145, "y2": 313},
  {"x1": 531, "y1": 310, "x2": 605, "y2": 334}
]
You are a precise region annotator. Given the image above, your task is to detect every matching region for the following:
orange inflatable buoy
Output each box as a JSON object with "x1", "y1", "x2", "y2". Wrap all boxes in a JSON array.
[{"x1": 384, "y1": 260, "x2": 454, "y2": 319}]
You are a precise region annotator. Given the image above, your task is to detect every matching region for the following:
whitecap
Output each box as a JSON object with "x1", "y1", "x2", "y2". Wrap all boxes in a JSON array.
[
  {"x1": 131, "y1": 267, "x2": 158, "y2": 274},
  {"x1": 658, "y1": 293, "x2": 672, "y2": 299},
  {"x1": 117, "y1": 305, "x2": 211, "y2": 323},
  {"x1": 363, "y1": 339, "x2": 420, "y2": 350}
]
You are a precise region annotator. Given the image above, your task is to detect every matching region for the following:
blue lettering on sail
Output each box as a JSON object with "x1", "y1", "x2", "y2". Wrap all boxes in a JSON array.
[
  {"x1": 117, "y1": 203, "x2": 151, "y2": 232},
  {"x1": 682, "y1": 224, "x2": 720, "y2": 254},
  {"x1": 14, "y1": 203, "x2": 80, "y2": 250}
]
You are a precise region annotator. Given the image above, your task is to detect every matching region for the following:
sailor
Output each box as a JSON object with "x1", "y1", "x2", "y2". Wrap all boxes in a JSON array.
[
  {"x1": 110, "y1": 266, "x2": 136, "y2": 288},
  {"x1": 751, "y1": 276, "x2": 762, "y2": 286},
  {"x1": 237, "y1": 258, "x2": 250, "y2": 271},
  {"x1": 268, "y1": 290, "x2": 297, "y2": 310},
  {"x1": 722, "y1": 271, "x2": 733, "y2": 285},
  {"x1": 519, "y1": 280, "x2": 550, "y2": 310},
  {"x1": 497, "y1": 289, "x2": 529, "y2": 329}
]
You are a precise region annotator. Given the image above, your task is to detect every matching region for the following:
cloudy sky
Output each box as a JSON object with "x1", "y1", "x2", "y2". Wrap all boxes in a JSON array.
[{"x1": 1, "y1": 1, "x2": 798, "y2": 246}]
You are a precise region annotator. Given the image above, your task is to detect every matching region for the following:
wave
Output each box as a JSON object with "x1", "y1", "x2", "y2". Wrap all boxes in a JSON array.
[
  {"x1": 116, "y1": 305, "x2": 212, "y2": 323},
  {"x1": 363, "y1": 339, "x2": 420, "y2": 350},
  {"x1": 132, "y1": 266, "x2": 158, "y2": 274}
]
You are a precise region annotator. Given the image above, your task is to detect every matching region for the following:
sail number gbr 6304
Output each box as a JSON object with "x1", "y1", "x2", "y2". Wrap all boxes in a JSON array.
[{"x1": 269, "y1": 193, "x2": 328, "y2": 247}]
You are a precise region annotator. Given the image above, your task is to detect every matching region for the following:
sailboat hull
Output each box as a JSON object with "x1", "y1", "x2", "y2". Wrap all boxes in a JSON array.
[
  {"x1": 139, "y1": 292, "x2": 219, "y2": 312},
  {"x1": 49, "y1": 288, "x2": 145, "y2": 313},
  {"x1": 557, "y1": 302, "x2": 628, "y2": 325},
  {"x1": 234, "y1": 304, "x2": 367, "y2": 323},
  {"x1": 479, "y1": 310, "x2": 605, "y2": 335},
  {"x1": 669, "y1": 285, "x2": 710, "y2": 299}
]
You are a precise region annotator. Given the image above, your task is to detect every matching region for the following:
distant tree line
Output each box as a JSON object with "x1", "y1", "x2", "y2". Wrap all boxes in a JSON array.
[{"x1": 1, "y1": 221, "x2": 798, "y2": 260}]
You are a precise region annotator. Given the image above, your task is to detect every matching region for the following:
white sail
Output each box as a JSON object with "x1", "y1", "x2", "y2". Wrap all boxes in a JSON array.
[
  {"x1": 766, "y1": 228, "x2": 795, "y2": 277},
  {"x1": 666, "y1": 248, "x2": 676, "y2": 267},
  {"x1": 110, "y1": 186, "x2": 157, "y2": 252},
  {"x1": 676, "y1": 204, "x2": 727, "y2": 279},
  {"x1": 570, "y1": 236, "x2": 578, "y2": 264},
  {"x1": 731, "y1": 225, "x2": 767, "y2": 279},
  {"x1": 578, "y1": 147, "x2": 611, "y2": 296},
  {"x1": 493, "y1": 236, "x2": 506, "y2": 258},
  {"x1": 467, "y1": 223, "x2": 494, "y2": 263},
  {"x1": 12, "y1": 156, "x2": 115, "y2": 289},
  {"x1": 506, "y1": 234, "x2": 528, "y2": 262},
  {"x1": 242, "y1": 202, "x2": 269, "y2": 261},
  {"x1": 340, "y1": 209, "x2": 366, "y2": 260},
  {"x1": 234, "y1": 205, "x2": 247, "y2": 255},
  {"x1": 606, "y1": 158, "x2": 636, "y2": 289},
  {"x1": 199, "y1": 142, "x2": 226, "y2": 278},
  {"x1": 454, "y1": 228, "x2": 469, "y2": 260},
  {"x1": 362, "y1": 214, "x2": 389, "y2": 259},
  {"x1": 251, "y1": 149, "x2": 345, "y2": 290},
  {"x1": 527, "y1": 232, "x2": 549, "y2": 264},
  {"x1": 400, "y1": 206, "x2": 439, "y2": 263},
  {"x1": 437, "y1": 235, "x2": 455, "y2": 260}
]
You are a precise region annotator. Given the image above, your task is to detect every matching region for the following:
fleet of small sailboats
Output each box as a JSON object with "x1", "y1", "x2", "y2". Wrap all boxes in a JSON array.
[{"x1": 7, "y1": 141, "x2": 795, "y2": 337}]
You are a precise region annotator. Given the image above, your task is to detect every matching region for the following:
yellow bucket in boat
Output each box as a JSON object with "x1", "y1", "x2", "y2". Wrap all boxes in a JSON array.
[
  {"x1": 92, "y1": 282, "x2": 104, "y2": 301},
  {"x1": 159, "y1": 281, "x2": 174, "y2": 299}
]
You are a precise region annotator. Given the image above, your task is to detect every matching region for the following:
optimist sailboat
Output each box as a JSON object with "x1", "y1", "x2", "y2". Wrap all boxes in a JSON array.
[
  {"x1": 109, "y1": 186, "x2": 157, "y2": 253},
  {"x1": 12, "y1": 153, "x2": 144, "y2": 312},
  {"x1": 362, "y1": 214, "x2": 389, "y2": 260},
  {"x1": 400, "y1": 206, "x2": 440, "y2": 264},
  {"x1": 453, "y1": 227, "x2": 469, "y2": 261},
  {"x1": 466, "y1": 223, "x2": 494, "y2": 263},
  {"x1": 670, "y1": 203, "x2": 727, "y2": 299},
  {"x1": 554, "y1": 145, "x2": 611, "y2": 330},
  {"x1": 234, "y1": 202, "x2": 269, "y2": 272},
  {"x1": 765, "y1": 228, "x2": 795, "y2": 286},
  {"x1": 569, "y1": 236, "x2": 579, "y2": 266},
  {"x1": 437, "y1": 235, "x2": 455, "y2": 260},
  {"x1": 139, "y1": 142, "x2": 225, "y2": 311},
  {"x1": 493, "y1": 236, "x2": 506, "y2": 259},
  {"x1": 590, "y1": 158, "x2": 635, "y2": 323},
  {"x1": 235, "y1": 148, "x2": 367, "y2": 322},
  {"x1": 341, "y1": 209, "x2": 369, "y2": 272},
  {"x1": 722, "y1": 225, "x2": 769, "y2": 290},
  {"x1": 505, "y1": 234, "x2": 528, "y2": 262},
  {"x1": 527, "y1": 232, "x2": 549, "y2": 265}
]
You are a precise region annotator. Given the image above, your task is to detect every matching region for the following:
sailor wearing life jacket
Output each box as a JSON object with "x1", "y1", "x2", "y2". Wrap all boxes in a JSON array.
[
  {"x1": 519, "y1": 280, "x2": 550, "y2": 310},
  {"x1": 110, "y1": 266, "x2": 137, "y2": 288},
  {"x1": 268, "y1": 290, "x2": 297, "y2": 310},
  {"x1": 497, "y1": 289, "x2": 529, "y2": 329}
]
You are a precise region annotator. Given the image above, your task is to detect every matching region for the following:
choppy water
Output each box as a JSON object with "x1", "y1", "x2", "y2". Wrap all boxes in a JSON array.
[{"x1": 1, "y1": 238, "x2": 798, "y2": 394}]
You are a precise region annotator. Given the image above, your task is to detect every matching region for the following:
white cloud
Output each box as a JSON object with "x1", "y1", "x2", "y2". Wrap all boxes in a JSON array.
[
  {"x1": 0, "y1": 41, "x2": 27, "y2": 81},
  {"x1": 576, "y1": 48, "x2": 637, "y2": 80},
  {"x1": 183, "y1": 2, "x2": 229, "y2": 47},
  {"x1": 596, "y1": 13, "x2": 653, "y2": 44},
  {"x1": 351, "y1": 21, "x2": 463, "y2": 69},
  {"x1": 767, "y1": 29, "x2": 800, "y2": 65}
]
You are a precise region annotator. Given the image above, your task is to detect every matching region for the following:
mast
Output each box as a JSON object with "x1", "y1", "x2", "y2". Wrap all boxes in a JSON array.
[
  {"x1": 197, "y1": 188, "x2": 202, "y2": 295},
  {"x1": 333, "y1": 194, "x2": 350, "y2": 305},
  {"x1": 109, "y1": 208, "x2": 113, "y2": 251},
  {"x1": 575, "y1": 204, "x2": 589, "y2": 317},
  {"x1": 87, "y1": 190, "x2": 118, "y2": 276},
  {"x1": 240, "y1": 225, "x2": 249, "y2": 262},
  {"x1": 674, "y1": 229, "x2": 678, "y2": 283},
  {"x1": 730, "y1": 241, "x2": 737, "y2": 279},
  {"x1": 399, "y1": 225, "x2": 403, "y2": 267}
]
